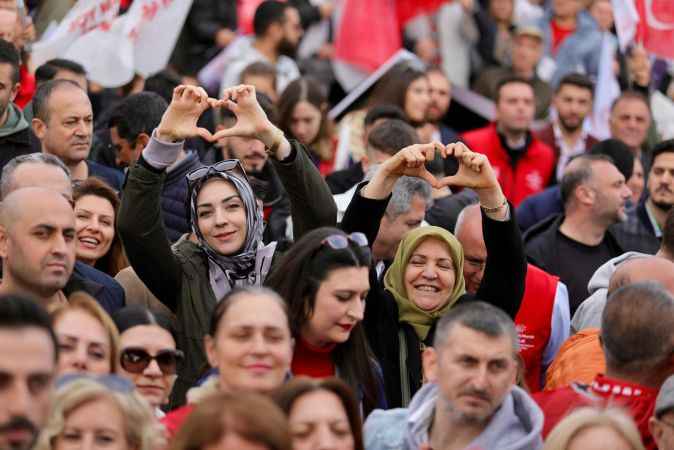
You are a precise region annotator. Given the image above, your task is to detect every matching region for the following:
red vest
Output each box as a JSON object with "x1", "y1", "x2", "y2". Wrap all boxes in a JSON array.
[
  {"x1": 461, "y1": 124, "x2": 555, "y2": 206},
  {"x1": 515, "y1": 264, "x2": 558, "y2": 392}
]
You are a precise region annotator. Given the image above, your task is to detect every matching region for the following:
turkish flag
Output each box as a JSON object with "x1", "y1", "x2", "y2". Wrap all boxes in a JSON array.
[
  {"x1": 613, "y1": 0, "x2": 674, "y2": 59},
  {"x1": 633, "y1": 0, "x2": 674, "y2": 59}
]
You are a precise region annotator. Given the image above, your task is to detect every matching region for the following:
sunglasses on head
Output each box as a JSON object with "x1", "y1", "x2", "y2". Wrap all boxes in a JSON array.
[
  {"x1": 186, "y1": 159, "x2": 247, "y2": 183},
  {"x1": 120, "y1": 347, "x2": 184, "y2": 376},
  {"x1": 321, "y1": 232, "x2": 369, "y2": 250}
]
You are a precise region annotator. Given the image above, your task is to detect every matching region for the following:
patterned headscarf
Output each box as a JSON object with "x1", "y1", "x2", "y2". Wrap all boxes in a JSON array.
[{"x1": 187, "y1": 162, "x2": 265, "y2": 284}]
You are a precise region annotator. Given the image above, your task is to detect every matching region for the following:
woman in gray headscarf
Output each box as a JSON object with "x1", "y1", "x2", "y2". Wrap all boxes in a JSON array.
[{"x1": 118, "y1": 84, "x2": 336, "y2": 406}]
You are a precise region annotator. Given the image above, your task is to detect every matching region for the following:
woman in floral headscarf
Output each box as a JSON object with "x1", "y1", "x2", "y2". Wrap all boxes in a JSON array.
[
  {"x1": 340, "y1": 141, "x2": 527, "y2": 408},
  {"x1": 118, "y1": 84, "x2": 337, "y2": 406}
]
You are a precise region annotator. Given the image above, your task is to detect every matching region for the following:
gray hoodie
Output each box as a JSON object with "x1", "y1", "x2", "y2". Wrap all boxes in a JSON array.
[
  {"x1": 571, "y1": 252, "x2": 648, "y2": 333},
  {"x1": 364, "y1": 383, "x2": 543, "y2": 450}
]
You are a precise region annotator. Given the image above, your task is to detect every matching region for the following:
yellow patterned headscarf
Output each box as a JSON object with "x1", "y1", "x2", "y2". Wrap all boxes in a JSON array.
[{"x1": 383, "y1": 226, "x2": 465, "y2": 341}]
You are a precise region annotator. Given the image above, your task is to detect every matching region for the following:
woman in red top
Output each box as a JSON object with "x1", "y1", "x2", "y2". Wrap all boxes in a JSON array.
[{"x1": 266, "y1": 227, "x2": 384, "y2": 416}]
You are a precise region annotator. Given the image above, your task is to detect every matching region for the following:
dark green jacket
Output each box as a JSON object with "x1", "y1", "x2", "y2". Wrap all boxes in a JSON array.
[{"x1": 118, "y1": 139, "x2": 337, "y2": 405}]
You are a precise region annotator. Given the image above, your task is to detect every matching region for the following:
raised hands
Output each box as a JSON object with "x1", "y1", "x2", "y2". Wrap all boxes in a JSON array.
[
  {"x1": 155, "y1": 84, "x2": 290, "y2": 159},
  {"x1": 362, "y1": 141, "x2": 508, "y2": 218}
]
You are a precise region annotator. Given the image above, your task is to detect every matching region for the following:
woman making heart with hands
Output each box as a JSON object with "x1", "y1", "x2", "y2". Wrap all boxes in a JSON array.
[
  {"x1": 341, "y1": 141, "x2": 527, "y2": 408},
  {"x1": 117, "y1": 84, "x2": 337, "y2": 407}
]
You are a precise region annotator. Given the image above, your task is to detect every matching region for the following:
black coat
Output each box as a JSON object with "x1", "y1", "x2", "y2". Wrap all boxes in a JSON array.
[
  {"x1": 171, "y1": 0, "x2": 237, "y2": 76},
  {"x1": 0, "y1": 127, "x2": 32, "y2": 171},
  {"x1": 341, "y1": 188, "x2": 526, "y2": 408}
]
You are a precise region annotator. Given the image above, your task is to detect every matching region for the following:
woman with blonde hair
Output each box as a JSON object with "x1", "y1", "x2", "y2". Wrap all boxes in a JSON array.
[
  {"x1": 543, "y1": 407, "x2": 646, "y2": 450},
  {"x1": 50, "y1": 292, "x2": 120, "y2": 375},
  {"x1": 35, "y1": 376, "x2": 161, "y2": 450}
]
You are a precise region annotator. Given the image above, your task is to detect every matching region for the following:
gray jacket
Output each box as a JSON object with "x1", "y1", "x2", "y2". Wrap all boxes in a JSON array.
[
  {"x1": 364, "y1": 383, "x2": 543, "y2": 450},
  {"x1": 571, "y1": 252, "x2": 648, "y2": 333}
]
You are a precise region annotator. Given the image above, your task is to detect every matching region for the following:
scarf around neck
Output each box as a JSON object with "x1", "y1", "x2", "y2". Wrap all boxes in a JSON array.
[
  {"x1": 188, "y1": 168, "x2": 267, "y2": 288},
  {"x1": 383, "y1": 226, "x2": 466, "y2": 340}
]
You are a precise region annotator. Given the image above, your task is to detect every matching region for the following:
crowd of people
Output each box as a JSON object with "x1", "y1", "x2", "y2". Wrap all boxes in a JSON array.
[{"x1": 1, "y1": 0, "x2": 674, "y2": 450}]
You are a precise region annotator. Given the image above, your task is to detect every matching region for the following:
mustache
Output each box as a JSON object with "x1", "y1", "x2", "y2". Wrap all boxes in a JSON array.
[
  {"x1": 0, "y1": 416, "x2": 38, "y2": 436},
  {"x1": 460, "y1": 388, "x2": 491, "y2": 402}
]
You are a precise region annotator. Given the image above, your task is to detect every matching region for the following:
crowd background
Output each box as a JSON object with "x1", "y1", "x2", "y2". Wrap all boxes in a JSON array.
[{"x1": 0, "y1": 0, "x2": 674, "y2": 450}]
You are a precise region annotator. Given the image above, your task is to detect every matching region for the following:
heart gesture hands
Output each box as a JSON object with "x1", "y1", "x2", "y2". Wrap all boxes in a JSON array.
[
  {"x1": 363, "y1": 141, "x2": 505, "y2": 214},
  {"x1": 155, "y1": 84, "x2": 289, "y2": 159}
]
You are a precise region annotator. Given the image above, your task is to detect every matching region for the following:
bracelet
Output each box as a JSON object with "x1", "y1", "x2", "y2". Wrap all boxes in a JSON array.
[
  {"x1": 480, "y1": 196, "x2": 508, "y2": 213},
  {"x1": 264, "y1": 129, "x2": 285, "y2": 156}
]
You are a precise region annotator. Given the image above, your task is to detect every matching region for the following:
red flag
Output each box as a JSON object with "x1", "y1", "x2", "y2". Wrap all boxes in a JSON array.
[
  {"x1": 333, "y1": 0, "x2": 401, "y2": 73},
  {"x1": 634, "y1": 0, "x2": 674, "y2": 59},
  {"x1": 397, "y1": 0, "x2": 446, "y2": 29}
]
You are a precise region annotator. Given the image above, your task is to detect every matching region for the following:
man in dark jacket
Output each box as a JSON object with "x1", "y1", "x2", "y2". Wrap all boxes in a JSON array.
[
  {"x1": 612, "y1": 140, "x2": 674, "y2": 255},
  {"x1": 171, "y1": 0, "x2": 238, "y2": 76},
  {"x1": 109, "y1": 92, "x2": 202, "y2": 242},
  {"x1": 0, "y1": 39, "x2": 31, "y2": 171},
  {"x1": 524, "y1": 154, "x2": 631, "y2": 313},
  {"x1": 31, "y1": 80, "x2": 123, "y2": 191},
  {"x1": 0, "y1": 153, "x2": 125, "y2": 314}
]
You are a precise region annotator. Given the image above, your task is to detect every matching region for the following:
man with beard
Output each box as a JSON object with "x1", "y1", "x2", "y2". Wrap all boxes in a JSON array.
[
  {"x1": 220, "y1": 1, "x2": 302, "y2": 94},
  {"x1": 424, "y1": 68, "x2": 457, "y2": 145},
  {"x1": 364, "y1": 302, "x2": 544, "y2": 450},
  {"x1": 461, "y1": 76, "x2": 555, "y2": 205},
  {"x1": 31, "y1": 80, "x2": 123, "y2": 191},
  {"x1": 524, "y1": 154, "x2": 632, "y2": 313},
  {"x1": 108, "y1": 92, "x2": 202, "y2": 243},
  {"x1": 535, "y1": 73, "x2": 599, "y2": 184},
  {"x1": 612, "y1": 140, "x2": 674, "y2": 254},
  {"x1": 0, "y1": 39, "x2": 30, "y2": 171},
  {"x1": 0, "y1": 295, "x2": 58, "y2": 450}
]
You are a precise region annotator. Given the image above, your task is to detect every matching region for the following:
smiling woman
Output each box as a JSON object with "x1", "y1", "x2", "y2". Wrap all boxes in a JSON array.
[{"x1": 73, "y1": 177, "x2": 127, "y2": 277}]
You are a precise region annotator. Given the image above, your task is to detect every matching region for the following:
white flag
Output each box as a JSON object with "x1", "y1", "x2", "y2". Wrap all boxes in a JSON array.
[
  {"x1": 590, "y1": 33, "x2": 620, "y2": 140},
  {"x1": 31, "y1": 0, "x2": 121, "y2": 68},
  {"x1": 43, "y1": 0, "x2": 193, "y2": 87},
  {"x1": 612, "y1": 0, "x2": 639, "y2": 52}
]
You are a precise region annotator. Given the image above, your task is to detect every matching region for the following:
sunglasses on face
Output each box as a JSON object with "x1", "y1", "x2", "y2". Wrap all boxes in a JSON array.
[
  {"x1": 321, "y1": 232, "x2": 369, "y2": 250},
  {"x1": 186, "y1": 159, "x2": 247, "y2": 183},
  {"x1": 120, "y1": 347, "x2": 184, "y2": 376}
]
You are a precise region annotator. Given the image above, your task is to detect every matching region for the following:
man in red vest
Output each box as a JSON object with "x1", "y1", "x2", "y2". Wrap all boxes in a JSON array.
[
  {"x1": 534, "y1": 282, "x2": 674, "y2": 450},
  {"x1": 461, "y1": 76, "x2": 555, "y2": 206},
  {"x1": 454, "y1": 204, "x2": 570, "y2": 391}
]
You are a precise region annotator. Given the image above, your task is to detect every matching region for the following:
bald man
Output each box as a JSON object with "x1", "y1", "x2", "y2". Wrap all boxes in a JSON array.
[
  {"x1": 572, "y1": 256, "x2": 674, "y2": 332},
  {"x1": 0, "y1": 187, "x2": 76, "y2": 307},
  {"x1": 455, "y1": 204, "x2": 570, "y2": 391}
]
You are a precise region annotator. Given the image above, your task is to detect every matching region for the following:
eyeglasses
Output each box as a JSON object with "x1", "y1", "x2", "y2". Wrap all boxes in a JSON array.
[
  {"x1": 120, "y1": 347, "x2": 184, "y2": 375},
  {"x1": 321, "y1": 232, "x2": 369, "y2": 250},
  {"x1": 186, "y1": 159, "x2": 247, "y2": 183},
  {"x1": 56, "y1": 373, "x2": 135, "y2": 393}
]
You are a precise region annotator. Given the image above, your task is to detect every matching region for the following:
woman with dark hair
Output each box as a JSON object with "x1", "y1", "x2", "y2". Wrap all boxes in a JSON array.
[
  {"x1": 340, "y1": 141, "x2": 526, "y2": 408},
  {"x1": 334, "y1": 62, "x2": 430, "y2": 169},
  {"x1": 274, "y1": 377, "x2": 364, "y2": 450},
  {"x1": 112, "y1": 305, "x2": 182, "y2": 416},
  {"x1": 366, "y1": 62, "x2": 430, "y2": 127},
  {"x1": 277, "y1": 77, "x2": 335, "y2": 175},
  {"x1": 171, "y1": 391, "x2": 291, "y2": 450},
  {"x1": 266, "y1": 227, "x2": 384, "y2": 416},
  {"x1": 118, "y1": 84, "x2": 336, "y2": 406},
  {"x1": 161, "y1": 286, "x2": 293, "y2": 437},
  {"x1": 73, "y1": 176, "x2": 128, "y2": 276}
]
